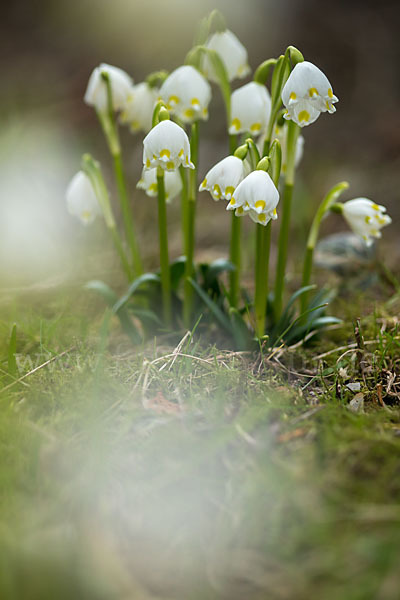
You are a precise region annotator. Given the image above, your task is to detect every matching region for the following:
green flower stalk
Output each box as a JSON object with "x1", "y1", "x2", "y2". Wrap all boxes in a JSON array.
[
  {"x1": 226, "y1": 155, "x2": 280, "y2": 338},
  {"x1": 199, "y1": 144, "x2": 249, "y2": 308},
  {"x1": 229, "y1": 133, "x2": 240, "y2": 307},
  {"x1": 79, "y1": 154, "x2": 134, "y2": 281},
  {"x1": 273, "y1": 119, "x2": 300, "y2": 319},
  {"x1": 157, "y1": 64, "x2": 211, "y2": 325},
  {"x1": 300, "y1": 181, "x2": 349, "y2": 314},
  {"x1": 274, "y1": 51, "x2": 339, "y2": 319},
  {"x1": 156, "y1": 168, "x2": 172, "y2": 325},
  {"x1": 143, "y1": 107, "x2": 194, "y2": 327},
  {"x1": 85, "y1": 66, "x2": 143, "y2": 278},
  {"x1": 179, "y1": 166, "x2": 189, "y2": 261},
  {"x1": 186, "y1": 39, "x2": 244, "y2": 308},
  {"x1": 183, "y1": 121, "x2": 199, "y2": 327},
  {"x1": 253, "y1": 143, "x2": 281, "y2": 339}
]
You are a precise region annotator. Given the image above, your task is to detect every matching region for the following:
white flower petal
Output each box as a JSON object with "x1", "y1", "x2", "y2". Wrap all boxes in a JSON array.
[
  {"x1": 143, "y1": 120, "x2": 194, "y2": 171},
  {"x1": 120, "y1": 82, "x2": 158, "y2": 133},
  {"x1": 84, "y1": 63, "x2": 133, "y2": 113},
  {"x1": 229, "y1": 82, "x2": 271, "y2": 135},
  {"x1": 66, "y1": 171, "x2": 101, "y2": 226},
  {"x1": 160, "y1": 66, "x2": 211, "y2": 124},
  {"x1": 283, "y1": 99, "x2": 321, "y2": 127},
  {"x1": 137, "y1": 167, "x2": 182, "y2": 202},
  {"x1": 281, "y1": 61, "x2": 338, "y2": 127},
  {"x1": 342, "y1": 197, "x2": 392, "y2": 245},
  {"x1": 199, "y1": 155, "x2": 247, "y2": 201},
  {"x1": 202, "y1": 30, "x2": 250, "y2": 83},
  {"x1": 226, "y1": 170, "x2": 279, "y2": 224},
  {"x1": 248, "y1": 209, "x2": 272, "y2": 226}
]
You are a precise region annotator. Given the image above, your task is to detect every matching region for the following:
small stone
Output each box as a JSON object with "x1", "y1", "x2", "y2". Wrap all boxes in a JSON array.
[
  {"x1": 348, "y1": 392, "x2": 364, "y2": 414},
  {"x1": 315, "y1": 232, "x2": 376, "y2": 277},
  {"x1": 346, "y1": 382, "x2": 361, "y2": 392}
]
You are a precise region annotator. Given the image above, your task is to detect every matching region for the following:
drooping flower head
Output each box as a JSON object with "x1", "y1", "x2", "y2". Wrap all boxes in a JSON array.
[
  {"x1": 137, "y1": 167, "x2": 182, "y2": 203},
  {"x1": 202, "y1": 30, "x2": 250, "y2": 83},
  {"x1": 66, "y1": 171, "x2": 101, "y2": 225},
  {"x1": 143, "y1": 119, "x2": 194, "y2": 171},
  {"x1": 341, "y1": 198, "x2": 392, "y2": 246},
  {"x1": 120, "y1": 82, "x2": 158, "y2": 133},
  {"x1": 282, "y1": 61, "x2": 338, "y2": 127},
  {"x1": 84, "y1": 63, "x2": 133, "y2": 113},
  {"x1": 229, "y1": 82, "x2": 271, "y2": 136},
  {"x1": 227, "y1": 170, "x2": 280, "y2": 226},
  {"x1": 160, "y1": 66, "x2": 211, "y2": 124},
  {"x1": 199, "y1": 155, "x2": 249, "y2": 201},
  {"x1": 258, "y1": 123, "x2": 305, "y2": 173}
]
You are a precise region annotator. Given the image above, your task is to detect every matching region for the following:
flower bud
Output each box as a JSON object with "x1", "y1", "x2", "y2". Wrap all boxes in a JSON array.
[{"x1": 66, "y1": 171, "x2": 101, "y2": 225}]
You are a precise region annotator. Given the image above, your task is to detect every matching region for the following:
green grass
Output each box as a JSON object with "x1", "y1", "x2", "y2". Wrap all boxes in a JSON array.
[{"x1": 1, "y1": 285, "x2": 400, "y2": 599}]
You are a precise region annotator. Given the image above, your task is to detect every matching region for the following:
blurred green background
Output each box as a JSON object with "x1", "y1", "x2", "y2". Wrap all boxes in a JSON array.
[{"x1": 1, "y1": 0, "x2": 399, "y2": 286}]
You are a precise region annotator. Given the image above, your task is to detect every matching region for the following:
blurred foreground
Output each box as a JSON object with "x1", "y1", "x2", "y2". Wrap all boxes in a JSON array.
[{"x1": 1, "y1": 288, "x2": 400, "y2": 599}]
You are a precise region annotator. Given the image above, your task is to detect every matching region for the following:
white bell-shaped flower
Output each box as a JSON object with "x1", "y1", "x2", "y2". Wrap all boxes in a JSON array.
[
  {"x1": 281, "y1": 61, "x2": 338, "y2": 127},
  {"x1": 202, "y1": 30, "x2": 250, "y2": 83},
  {"x1": 137, "y1": 167, "x2": 182, "y2": 203},
  {"x1": 159, "y1": 66, "x2": 211, "y2": 124},
  {"x1": 258, "y1": 123, "x2": 305, "y2": 173},
  {"x1": 229, "y1": 82, "x2": 271, "y2": 136},
  {"x1": 341, "y1": 198, "x2": 392, "y2": 246},
  {"x1": 120, "y1": 82, "x2": 158, "y2": 133},
  {"x1": 66, "y1": 171, "x2": 101, "y2": 226},
  {"x1": 199, "y1": 155, "x2": 248, "y2": 201},
  {"x1": 227, "y1": 170, "x2": 279, "y2": 226},
  {"x1": 84, "y1": 63, "x2": 133, "y2": 113},
  {"x1": 143, "y1": 119, "x2": 194, "y2": 171}
]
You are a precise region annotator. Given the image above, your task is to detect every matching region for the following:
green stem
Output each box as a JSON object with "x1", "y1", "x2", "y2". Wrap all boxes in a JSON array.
[
  {"x1": 81, "y1": 153, "x2": 133, "y2": 282},
  {"x1": 97, "y1": 75, "x2": 143, "y2": 277},
  {"x1": 228, "y1": 133, "x2": 241, "y2": 308},
  {"x1": 300, "y1": 246, "x2": 314, "y2": 315},
  {"x1": 254, "y1": 221, "x2": 272, "y2": 338},
  {"x1": 109, "y1": 225, "x2": 134, "y2": 281},
  {"x1": 183, "y1": 121, "x2": 199, "y2": 328},
  {"x1": 273, "y1": 181, "x2": 293, "y2": 319},
  {"x1": 300, "y1": 181, "x2": 349, "y2": 314},
  {"x1": 273, "y1": 120, "x2": 299, "y2": 319},
  {"x1": 157, "y1": 168, "x2": 171, "y2": 325},
  {"x1": 179, "y1": 166, "x2": 189, "y2": 257},
  {"x1": 113, "y1": 153, "x2": 143, "y2": 277},
  {"x1": 262, "y1": 110, "x2": 277, "y2": 157},
  {"x1": 229, "y1": 212, "x2": 241, "y2": 307}
]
